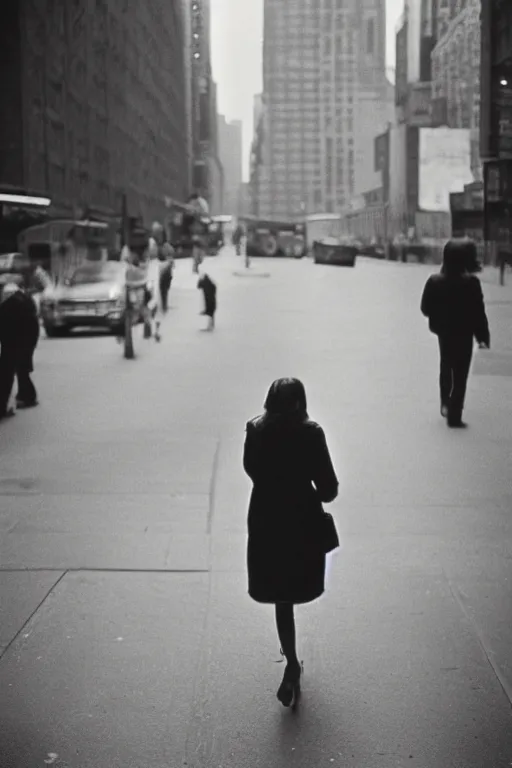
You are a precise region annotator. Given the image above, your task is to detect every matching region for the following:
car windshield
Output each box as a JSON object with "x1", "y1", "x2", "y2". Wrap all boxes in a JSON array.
[{"x1": 70, "y1": 263, "x2": 122, "y2": 286}]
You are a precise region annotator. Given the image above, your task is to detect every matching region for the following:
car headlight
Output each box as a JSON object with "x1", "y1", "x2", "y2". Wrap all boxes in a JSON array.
[{"x1": 109, "y1": 287, "x2": 122, "y2": 301}]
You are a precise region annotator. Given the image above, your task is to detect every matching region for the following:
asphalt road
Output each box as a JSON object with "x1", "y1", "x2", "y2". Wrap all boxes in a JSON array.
[{"x1": 1, "y1": 250, "x2": 512, "y2": 768}]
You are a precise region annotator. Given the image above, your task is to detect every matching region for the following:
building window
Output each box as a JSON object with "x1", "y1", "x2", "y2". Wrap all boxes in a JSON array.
[{"x1": 367, "y1": 19, "x2": 375, "y2": 55}]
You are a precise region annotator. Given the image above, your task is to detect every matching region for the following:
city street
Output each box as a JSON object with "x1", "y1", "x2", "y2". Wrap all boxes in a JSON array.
[{"x1": 1, "y1": 249, "x2": 512, "y2": 767}]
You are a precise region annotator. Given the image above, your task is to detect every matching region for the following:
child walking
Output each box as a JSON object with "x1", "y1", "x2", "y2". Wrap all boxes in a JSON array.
[{"x1": 197, "y1": 273, "x2": 217, "y2": 331}]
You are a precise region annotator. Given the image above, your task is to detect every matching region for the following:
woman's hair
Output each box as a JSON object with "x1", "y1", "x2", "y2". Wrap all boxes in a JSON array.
[
  {"x1": 263, "y1": 378, "x2": 309, "y2": 421},
  {"x1": 442, "y1": 238, "x2": 480, "y2": 276}
]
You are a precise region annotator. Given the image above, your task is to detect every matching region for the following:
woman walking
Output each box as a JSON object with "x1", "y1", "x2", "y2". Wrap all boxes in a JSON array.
[{"x1": 243, "y1": 378, "x2": 339, "y2": 708}]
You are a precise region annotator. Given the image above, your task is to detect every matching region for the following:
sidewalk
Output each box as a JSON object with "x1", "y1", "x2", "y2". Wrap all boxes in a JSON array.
[
  {"x1": 480, "y1": 264, "x2": 512, "y2": 294},
  {"x1": 1, "y1": 249, "x2": 512, "y2": 767}
]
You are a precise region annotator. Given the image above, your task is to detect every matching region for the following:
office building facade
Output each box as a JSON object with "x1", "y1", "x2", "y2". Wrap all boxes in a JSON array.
[
  {"x1": 431, "y1": 0, "x2": 481, "y2": 178},
  {"x1": 0, "y1": 1, "x2": 190, "y2": 224},
  {"x1": 258, "y1": 0, "x2": 389, "y2": 219},
  {"x1": 217, "y1": 116, "x2": 243, "y2": 215},
  {"x1": 480, "y1": 0, "x2": 512, "y2": 252}
]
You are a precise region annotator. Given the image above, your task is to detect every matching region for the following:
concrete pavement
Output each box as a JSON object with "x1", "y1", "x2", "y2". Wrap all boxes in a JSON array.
[{"x1": 1, "y1": 249, "x2": 512, "y2": 767}]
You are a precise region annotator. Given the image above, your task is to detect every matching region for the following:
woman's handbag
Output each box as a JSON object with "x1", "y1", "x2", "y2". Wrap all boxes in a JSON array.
[{"x1": 319, "y1": 511, "x2": 340, "y2": 553}]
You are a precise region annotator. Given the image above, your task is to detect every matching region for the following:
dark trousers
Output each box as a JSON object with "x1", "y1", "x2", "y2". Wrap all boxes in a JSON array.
[
  {"x1": 160, "y1": 275, "x2": 172, "y2": 312},
  {"x1": 438, "y1": 334, "x2": 473, "y2": 420},
  {"x1": 16, "y1": 368, "x2": 37, "y2": 405},
  {"x1": 0, "y1": 355, "x2": 16, "y2": 416}
]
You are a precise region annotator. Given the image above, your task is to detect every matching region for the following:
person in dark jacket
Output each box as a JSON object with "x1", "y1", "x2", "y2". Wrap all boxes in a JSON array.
[
  {"x1": 0, "y1": 282, "x2": 40, "y2": 418},
  {"x1": 157, "y1": 241, "x2": 175, "y2": 313},
  {"x1": 243, "y1": 378, "x2": 339, "y2": 707},
  {"x1": 421, "y1": 239, "x2": 490, "y2": 428},
  {"x1": 197, "y1": 273, "x2": 217, "y2": 330}
]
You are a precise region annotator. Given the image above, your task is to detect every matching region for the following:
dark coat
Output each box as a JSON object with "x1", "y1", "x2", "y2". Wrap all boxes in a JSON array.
[
  {"x1": 0, "y1": 291, "x2": 40, "y2": 372},
  {"x1": 243, "y1": 415, "x2": 339, "y2": 604},
  {"x1": 420, "y1": 273, "x2": 490, "y2": 346}
]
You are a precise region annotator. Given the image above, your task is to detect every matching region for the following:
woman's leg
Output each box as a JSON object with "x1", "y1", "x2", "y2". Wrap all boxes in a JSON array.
[{"x1": 275, "y1": 602, "x2": 300, "y2": 668}]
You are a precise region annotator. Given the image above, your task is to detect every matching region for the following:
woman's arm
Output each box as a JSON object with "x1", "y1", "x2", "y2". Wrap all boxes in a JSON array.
[
  {"x1": 311, "y1": 426, "x2": 339, "y2": 503},
  {"x1": 243, "y1": 422, "x2": 260, "y2": 482},
  {"x1": 420, "y1": 276, "x2": 434, "y2": 318},
  {"x1": 471, "y1": 277, "x2": 490, "y2": 347}
]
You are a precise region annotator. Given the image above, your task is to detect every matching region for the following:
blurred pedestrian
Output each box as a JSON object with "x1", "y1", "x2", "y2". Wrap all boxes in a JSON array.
[
  {"x1": 149, "y1": 223, "x2": 174, "y2": 313},
  {"x1": 243, "y1": 378, "x2": 339, "y2": 708},
  {"x1": 145, "y1": 252, "x2": 164, "y2": 342},
  {"x1": 497, "y1": 246, "x2": 511, "y2": 286},
  {"x1": 421, "y1": 239, "x2": 490, "y2": 428},
  {"x1": 187, "y1": 193, "x2": 208, "y2": 273},
  {"x1": 158, "y1": 246, "x2": 174, "y2": 312},
  {"x1": 29, "y1": 262, "x2": 53, "y2": 316},
  {"x1": 232, "y1": 220, "x2": 245, "y2": 255},
  {"x1": 197, "y1": 272, "x2": 216, "y2": 331},
  {"x1": 0, "y1": 281, "x2": 40, "y2": 420}
]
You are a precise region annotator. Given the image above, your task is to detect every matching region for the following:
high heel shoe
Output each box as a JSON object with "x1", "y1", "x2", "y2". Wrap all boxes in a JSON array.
[{"x1": 277, "y1": 660, "x2": 303, "y2": 708}]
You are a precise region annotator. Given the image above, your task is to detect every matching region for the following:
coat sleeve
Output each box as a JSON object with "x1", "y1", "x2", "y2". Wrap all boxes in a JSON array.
[
  {"x1": 243, "y1": 422, "x2": 260, "y2": 482},
  {"x1": 310, "y1": 426, "x2": 339, "y2": 503},
  {"x1": 420, "y1": 277, "x2": 434, "y2": 317},
  {"x1": 28, "y1": 296, "x2": 40, "y2": 347},
  {"x1": 471, "y1": 278, "x2": 490, "y2": 347}
]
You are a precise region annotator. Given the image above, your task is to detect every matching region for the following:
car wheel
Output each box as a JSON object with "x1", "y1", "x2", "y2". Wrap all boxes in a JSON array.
[{"x1": 44, "y1": 324, "x2": 68, "y2": 338}]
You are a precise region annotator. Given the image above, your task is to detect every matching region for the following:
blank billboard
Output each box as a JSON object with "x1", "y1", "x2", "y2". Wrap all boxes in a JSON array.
[{"x1": 418, "y1": 128, "x2": 474, "y2": 212}]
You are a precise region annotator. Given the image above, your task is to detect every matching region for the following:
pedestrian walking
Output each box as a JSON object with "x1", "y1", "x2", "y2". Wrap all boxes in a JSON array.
[
  {"x1": 145, "y1": 254, "x2": 164, "y2": 342},
  {"x1": 232, "y1": 220, "x2": 245, "y2": 255},
  {"x1": 243, "y1": 378, "x2": 339, "y2": 708},
  {"x1": 29, "y1": 262, "x2": 53, "y2": 316},
  {"x1": 197, "y1": 272, "x2": 217, "y2": 331},
  {"x1": 187, "y1": 193, "x2": 208, "y2": 273},
  {"x1": 497, "y1": 246, "x2": 512, "y2": 286},
  {"x1": 0, "y1": 281, "x2": 40, "y2": 420},
  {"x1": 149, "y1": 222, "x2": 174, "y2": 312},
  {"x1": 421, "y1": 239, "x2": 490, "y2": 428},
  {"x1": 158, "y1": 242, "x2": 175, "y2": 312}
]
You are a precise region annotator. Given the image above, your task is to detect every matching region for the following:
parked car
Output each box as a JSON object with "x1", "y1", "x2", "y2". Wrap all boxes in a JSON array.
[
  {"x1": 0, "y1": 252, "x2": 31, "y2": 276},
  {"x1": 313, "y1": 238, "x2": 358, "y2": 267},
  {"x1": 40, "y1": 261, "x2": 147, "y2": 337},
  {"x1": 358, "y1": 241, "x2": 386, "y2": 259}
]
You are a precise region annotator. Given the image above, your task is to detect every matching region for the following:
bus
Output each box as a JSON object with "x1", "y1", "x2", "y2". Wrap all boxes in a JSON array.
[
  {"x1": 239, "y1": 216, "x2": 307, "y2": 258},
  {"x1": 17, "y1": 219, "x2": 111, "y2": 284}
]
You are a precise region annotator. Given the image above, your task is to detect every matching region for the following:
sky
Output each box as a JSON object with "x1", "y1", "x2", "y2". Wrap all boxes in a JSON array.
[{"x1": 210, "y1": 0, "x2": 405, "y2": 181}]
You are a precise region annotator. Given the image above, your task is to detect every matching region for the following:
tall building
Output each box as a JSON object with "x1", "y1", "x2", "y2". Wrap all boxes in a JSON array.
[
  {"x1": 207, "y1": 81, "x2": 224, "y2": 215},
  {"x1": 249, "y1": 94, "x2": 266, "y2": 216},
  {"x1": 181, "y1": 0, "x2": 193, "y2": 193},
  {"x1": 217, "y1": 116, "x2": 243, "y2": 215},
  {"x1": 434, "y1": 0, "x2": 470, "y2": 42},
  {"x1": 190, "y1": 0, "x2": 217, "y2": 204},
  {"x1": 480, "y1": 0, "x2": 512, "y2": 252},
  {"x1": 354, "y1": 79, "x2": 395, "y2": 199},
  {"x1": 0, "y1": 1, "x2": 190, "y2": 225},
  {"x1": 431, "y1": 0, "x2": 481, "y2": 177},
  {"x1": 257, "y1": 0, "x2": 390, "y2": 219}
]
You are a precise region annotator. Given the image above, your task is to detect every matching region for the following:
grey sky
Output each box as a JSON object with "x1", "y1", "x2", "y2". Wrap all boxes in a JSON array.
[{"x1": 210, "y1": 0, "x2": 404, "y2": 180}]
